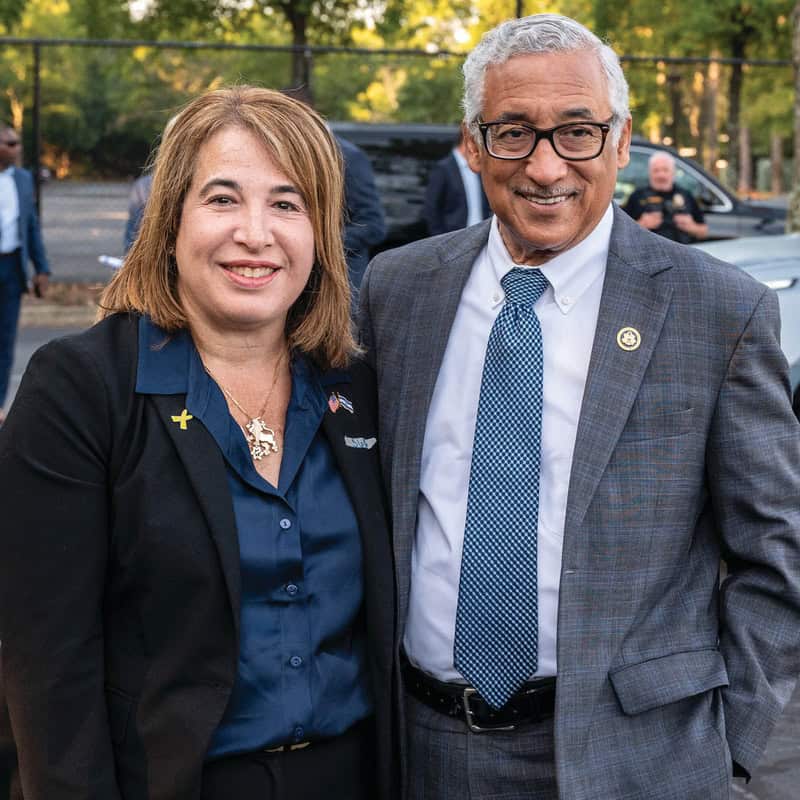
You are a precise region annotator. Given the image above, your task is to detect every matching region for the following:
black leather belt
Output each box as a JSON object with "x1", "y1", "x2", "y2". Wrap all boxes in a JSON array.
[{"x1": 403, "y1": 660, "x2": 556, "y2": 733}]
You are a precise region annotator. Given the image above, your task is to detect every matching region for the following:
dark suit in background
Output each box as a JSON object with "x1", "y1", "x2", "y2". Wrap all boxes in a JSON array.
[
  {"x1": 423, "y1": 151, "x2": 490, "y2": 236},
  {"x1": 0, "y1": 161, "x2": 50, "y2": 416},
  {"x1": 337, "y1": 136, "x2": 386, "y2": 292}
]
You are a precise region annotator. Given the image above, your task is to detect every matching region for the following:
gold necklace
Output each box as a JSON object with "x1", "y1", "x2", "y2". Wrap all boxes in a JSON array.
[{"x1": 204, "y1": 350, "x2": 287, "y2": 461}]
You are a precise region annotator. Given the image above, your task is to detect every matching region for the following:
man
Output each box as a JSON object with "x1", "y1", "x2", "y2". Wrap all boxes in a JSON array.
[
  {"x1": 359, "y1": 14, "x2": 800, "y2": 800},
  {"x1": 336, "y1": 134, "x2": 386, "y2": 292},
  {"x1": 423, "y1": 129, "x2": 491, "y2": 235},
  {"x1": 0, "y1": 122, "x2": 50, "y2": 425},
  {"x1": 624, "y1": 151, "x2": 708, "y2": 243},
  {"x1": 123, "y1": 171, "x2": 153, "y2": 253}
]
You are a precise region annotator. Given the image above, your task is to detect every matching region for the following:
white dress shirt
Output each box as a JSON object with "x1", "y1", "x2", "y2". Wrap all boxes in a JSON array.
[
  {"x1": 452, "y1": 147, "x2": 485, "y2": 227},
  {"x1": 405, "y1": 204, "x2": 614, "y2": 682},
  {"x1": 0, "y1": 166, "x2": 20, "y2": 254}
]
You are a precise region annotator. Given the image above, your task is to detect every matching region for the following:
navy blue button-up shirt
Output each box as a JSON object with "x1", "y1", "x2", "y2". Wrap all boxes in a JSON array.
[{"x1": 136, "y1": 317, "x2": 372, "y2": 758}]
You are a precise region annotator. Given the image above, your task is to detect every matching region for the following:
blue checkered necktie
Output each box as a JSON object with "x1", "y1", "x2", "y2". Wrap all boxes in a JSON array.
[{"x1": 454, "y1": 266, "x2": 549, "y2": 709}]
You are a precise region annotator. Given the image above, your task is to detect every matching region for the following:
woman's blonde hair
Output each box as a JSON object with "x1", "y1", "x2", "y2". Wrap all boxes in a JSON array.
[{"x1": 100, "y1": 85, "x2": 355, "y2": 369}]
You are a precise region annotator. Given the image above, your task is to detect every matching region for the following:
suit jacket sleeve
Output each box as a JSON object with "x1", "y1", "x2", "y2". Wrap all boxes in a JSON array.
[
  {"x1": 0, "y1": 337, "x2": 121, "y2": 798},
  {"x1": 423, "y1": 161, "x2": 449, "y2": 236},
  {"x1": 342, "y1": 144, "x2": 386, "y2": 253},
  {"x1": 21, "y1": 171, "x2": 50, "y2": 275},
  {"x1": 707, "y1": 288, "x2": 800, "y2": 774}
]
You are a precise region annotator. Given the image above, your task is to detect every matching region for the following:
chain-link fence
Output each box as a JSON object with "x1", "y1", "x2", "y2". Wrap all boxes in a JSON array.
[{"x1": 0, "y1": 37, "x2": 793, "y2": 281}]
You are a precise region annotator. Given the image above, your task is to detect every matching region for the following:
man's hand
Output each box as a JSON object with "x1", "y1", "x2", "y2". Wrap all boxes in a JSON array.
[
  {"x1": 32, "y1": 273, "x2": 49, "y2": 299},
  {"x1": 637, "y1": 210, "x2": 663, "y2": 230},
  {"x1": 673, "y1": 213, "x2": 708, "y2": 240}
]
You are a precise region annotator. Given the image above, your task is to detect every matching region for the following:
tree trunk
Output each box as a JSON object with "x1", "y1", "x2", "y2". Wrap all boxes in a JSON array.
[
  {"x1": 770, "y1": 132, "x2": 783, "y2": 195},
  {"x1": 789, "y1": 0, "x2": 800, "y2": 231},
  {"x1": 279, "y1": 3, "x2": 312, "y2": 92},
  {"x1": 700, "y1": 57, "x2": 720, "y2": 173},
  {"x1": 738, "y1": 125, "x2": 751, "y2": 195},
  {"x1": 726, "y1": 35, "x2": 746, "y2": 193},
  {"x1": 667, "y1": 72, "x2": 682, "y2": 146}
]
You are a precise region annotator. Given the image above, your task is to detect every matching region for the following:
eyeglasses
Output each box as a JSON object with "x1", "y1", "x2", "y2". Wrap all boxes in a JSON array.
[
  {"x1": 1, "y1": 140, "x2": 20, "y2": 147},
  {"x1": 477, "y1": 120, "x2": 612, "y2": 161}
]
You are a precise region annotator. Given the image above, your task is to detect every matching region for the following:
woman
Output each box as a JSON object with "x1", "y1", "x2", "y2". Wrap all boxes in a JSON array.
[{"x1": 0, "y1": 87, "x2": 395, "y2": 800}]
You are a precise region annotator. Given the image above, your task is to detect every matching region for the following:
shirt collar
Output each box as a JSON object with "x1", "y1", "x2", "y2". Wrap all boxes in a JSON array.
[
  {"x1": 136, "y1": 315, "x2": 192, "y2": 395},
  {"x1": 0, "y1": 166, "x2": 14, "y2": 177},
  {"x1": 452, "y1": 147, "x2": 468, "y2": 170},
  {"x1": 135, "y1": 314, "x2": 351, "y2": 399},
  {"x1": 487, "y1": 203, "x2": 613, "y2": 315}
]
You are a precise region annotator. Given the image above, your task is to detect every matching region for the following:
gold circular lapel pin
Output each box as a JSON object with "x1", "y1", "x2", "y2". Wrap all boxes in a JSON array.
[{"x1": 616, "y1": 327, "x2": 641, "y2": 351}]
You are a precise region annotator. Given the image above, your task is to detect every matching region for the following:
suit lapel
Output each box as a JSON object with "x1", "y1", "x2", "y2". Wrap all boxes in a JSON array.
[
  {"x1": 564, "y1": 211, "x2": 674, "y2": 535},
  {"x1": 321, "y1": 371, "x2": 396, "y2": 665},
  {"x1": 392, "y1": 222, "x2": 491, "y2": 622},
  {"x1": 321, "y1": 375, "x2": 388, "y2": 550},
  {"x1": 151, "y1": 395, "x2": 241, "y2": 636}
]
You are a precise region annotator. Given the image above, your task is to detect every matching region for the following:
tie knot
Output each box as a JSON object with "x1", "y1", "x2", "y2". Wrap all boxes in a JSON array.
[{"x1": 501, "y1": 268, "x2": 549, "y2": 307}]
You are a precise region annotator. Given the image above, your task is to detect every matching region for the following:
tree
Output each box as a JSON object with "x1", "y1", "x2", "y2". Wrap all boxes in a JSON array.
[{"x1": 141, "y1": 0, "x2": 370, "y2": 92}]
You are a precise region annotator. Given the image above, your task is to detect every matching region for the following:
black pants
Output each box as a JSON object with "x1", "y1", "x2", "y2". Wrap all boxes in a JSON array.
[{"x1": 200, "y1": 718, "x2": 374, "y2": 800}]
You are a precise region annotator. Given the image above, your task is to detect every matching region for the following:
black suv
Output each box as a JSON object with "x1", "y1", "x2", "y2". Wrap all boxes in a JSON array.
[{"x1": 331, "y1": 123, "x2": 787, "y2": 250}]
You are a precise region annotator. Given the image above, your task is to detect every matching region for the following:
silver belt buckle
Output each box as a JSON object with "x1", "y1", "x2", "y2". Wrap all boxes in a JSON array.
[{"x1": 462, "y1": 687, "x2": 516, "y2": 733}]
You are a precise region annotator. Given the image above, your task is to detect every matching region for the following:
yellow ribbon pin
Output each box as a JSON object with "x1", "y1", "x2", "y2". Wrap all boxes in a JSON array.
[{"x1": 171, "y1": 409, "x2": 193, "y2": 430}]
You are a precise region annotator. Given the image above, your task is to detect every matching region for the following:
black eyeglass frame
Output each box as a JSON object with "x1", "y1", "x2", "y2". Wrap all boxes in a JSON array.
[{"x1": 477, "y1": 119, "x2": 613, "y2": 162}]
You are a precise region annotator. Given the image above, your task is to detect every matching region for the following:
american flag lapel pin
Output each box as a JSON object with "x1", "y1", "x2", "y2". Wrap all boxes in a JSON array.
[{"x1": 328, "y1": 392, "x2": 340, "y2": 413}]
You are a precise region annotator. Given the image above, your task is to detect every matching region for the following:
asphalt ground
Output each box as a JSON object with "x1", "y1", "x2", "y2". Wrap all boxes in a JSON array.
[
  {"x1": 5, "y1": 181, "x2": 800, "y2": 798},
  {"x1": 39, "y1": 179, "x2": 130, "y2": 283}
]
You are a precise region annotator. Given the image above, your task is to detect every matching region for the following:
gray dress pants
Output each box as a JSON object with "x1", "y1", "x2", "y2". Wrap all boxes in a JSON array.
[{"x1": 406, "y1": 693, "x2": 558, "y2": 800}]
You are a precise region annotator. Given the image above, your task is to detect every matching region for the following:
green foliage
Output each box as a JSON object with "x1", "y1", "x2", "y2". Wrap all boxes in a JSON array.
[{"x1": 0, "y1": 0, "x2": 795, "y2": 181}]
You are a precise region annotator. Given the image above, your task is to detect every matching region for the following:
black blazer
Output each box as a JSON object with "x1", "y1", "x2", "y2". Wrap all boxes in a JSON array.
[
  {"x1": 423, "y1": 152, "x2": 490, "y2": 236},
  {"x1": 0, "y1": 314, "x2": 397, "y2": 800}
]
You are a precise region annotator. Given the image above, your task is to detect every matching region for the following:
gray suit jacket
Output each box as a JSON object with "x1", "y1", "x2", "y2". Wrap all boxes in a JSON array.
[{"x1": 359, "y1": 206, "x2": 800, "y2": 800}]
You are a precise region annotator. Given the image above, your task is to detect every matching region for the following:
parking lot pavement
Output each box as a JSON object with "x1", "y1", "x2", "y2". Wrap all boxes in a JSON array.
[
  {"x1": 4, "y1": 325, "x2": 80, "y2": 414},
  {"x1": 40, "y1": 180, "x2": 129, "y2": 283}
]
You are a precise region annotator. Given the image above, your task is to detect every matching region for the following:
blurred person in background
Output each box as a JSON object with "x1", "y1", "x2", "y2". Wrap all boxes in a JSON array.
[
  {"x1": 337, "y1": 134, "x2": 386, "y2": 293},
  {"x1": 423, "y1": 129, "x2": 491, "y2": 236},
  {"x1": 123, "y1": 170, "x2": 153, "y2": 253},
  {"x1": 0, "y1": 121, "x2": 50, "y2": 426},
  {"x1": 624, "y1": 151, "x2": 708, "y2": 243},
  {"x1": 0, "y1": 87, "x2": 395, "y2": 800}
]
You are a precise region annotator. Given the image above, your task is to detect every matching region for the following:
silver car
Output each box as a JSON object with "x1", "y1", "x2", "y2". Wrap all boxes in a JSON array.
[{"x1": 695, "y1": 234, "x2": 800, "y2": 391}]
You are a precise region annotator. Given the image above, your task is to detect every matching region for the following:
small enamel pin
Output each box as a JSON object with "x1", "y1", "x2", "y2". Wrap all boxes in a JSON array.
[
  {"x1": 337, "y1": 393, "x2": 354, "y2": 414},
  {"x1": 171, "y1": 408, "x2": 194, "y2": 430},
  {"x1": 345, "y1": 435, "x2": 376, "y2": 450},
  {"x1": 616, "y1": 327, "x2": 641, "y2": 352},
  {"x1": 328, "y1": 392, "x2": 354, "y2": 414}
]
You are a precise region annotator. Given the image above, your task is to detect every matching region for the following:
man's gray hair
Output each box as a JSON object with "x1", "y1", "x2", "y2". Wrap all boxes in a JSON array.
[
  {"x1": 462, "y1": 14, "x2": 630, "y2": 145},
  {"x1": 648, "y1": 151, "x2": 675, "y2": 170}
]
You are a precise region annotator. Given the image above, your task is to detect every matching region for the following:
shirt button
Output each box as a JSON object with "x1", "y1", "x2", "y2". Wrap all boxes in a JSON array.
[
  {"x1": 279, "y1": 518, "x2": 292, "y2": 530},
  {"x1": 492, "y1": 291, "x2": 503, "y2": 304},
  {"x1": 561, "y1": 295, "x2": 572, "y2": 306},
  {"x1": 293, "y1": 726, "x2": 305, "y2": 741},
  {"x1": 285, "y1": 583, "x2": 299, "y2": 596},
  {"x1": 289, "y1": 655, "x2": 303, "y2": 668}
]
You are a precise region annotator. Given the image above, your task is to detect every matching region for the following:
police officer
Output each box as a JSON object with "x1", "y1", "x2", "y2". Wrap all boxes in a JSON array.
[{"x1": 624, "y1": 151, "x2": 708, "y2": 243}]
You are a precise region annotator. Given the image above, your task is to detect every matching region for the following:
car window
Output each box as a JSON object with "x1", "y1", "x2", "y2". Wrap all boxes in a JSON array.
[{"x1": 616, "y1": 147, "x2": 730, "y2": 211}]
